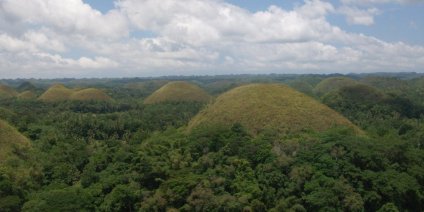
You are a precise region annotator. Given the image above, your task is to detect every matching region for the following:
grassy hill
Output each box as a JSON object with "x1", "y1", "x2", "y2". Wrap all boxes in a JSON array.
[
  {"x1": 38, "y1": 84, "x2": 74, "y2": 102},
  {"x1": 359, "y1": 77, "x2": 408, "y2": 95},
  {"x1": 69, "y1": 88, "x2": 112, "y2": 101},
  {"x1": 323, "y1": 84, "x2": 385, "y2": 106},
  {"x1": 124, "y1": 80, "x2": 169, "y2": 91},
  {"x1": 188, "y1": 84, "x2": 361, "y2": 136},
  {"x1": 0, "y1": 119, "x2": 34, "y2": 186},
  {"x1": 17, "y1": 81, "x2": 37, "y2": 91},
  {"x1": 314, "y1": 77, "x2": 359, "y2": 96},
  {"x1": 17, "y1": 91, "x2": 38, "y2": 100},
  {"x1": 144, "y1": 81, "x2": 212, "y2": 104},
  {"x1": 0, "y1": 85, "x2": 18, "y2": 99}
]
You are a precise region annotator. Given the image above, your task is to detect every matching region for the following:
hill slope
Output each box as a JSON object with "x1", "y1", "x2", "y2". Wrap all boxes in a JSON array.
[
  {"x1": 18, "y1": 91, "x2": 38, "y2": 100},
  {"x1": 314, "y1": 77, "x2": 359, "y2": 96},
  {"x1": 0, "y1": 119, "x2": 37, "y2": 188},
  {"x1": 188, "y1": 84, "x2": 361, "y2": 135},
  {"x1": 144, "y1": 81, "x2": 212, "y2": 104},
  {"x1": 0, "y1": 85, "x2": 18, "y2": 99},
  {"x1": 69, "y1": 88, "x2": 112, "y2": 101},
  {"x1": 38, "y1": 84, "x2": 74, "y2": 102}
]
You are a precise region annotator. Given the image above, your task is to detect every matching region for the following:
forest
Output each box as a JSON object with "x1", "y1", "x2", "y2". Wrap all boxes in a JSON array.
[{"x1": 1, "y1": 73, "x2": 424, "y2": 211}]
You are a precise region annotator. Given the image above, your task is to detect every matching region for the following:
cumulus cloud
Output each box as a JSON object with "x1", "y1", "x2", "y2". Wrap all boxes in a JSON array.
[
  {"x1": 339, "y1": 6, "x2": 380, "y2": 25},
  {"x1": 0, "y1": 0, "x2": 423, "y2": 78}
]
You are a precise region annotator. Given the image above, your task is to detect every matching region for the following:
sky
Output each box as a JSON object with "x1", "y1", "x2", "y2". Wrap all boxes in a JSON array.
[{"x1": 0, "y1": 0, "x2": 423, "y2": 78}]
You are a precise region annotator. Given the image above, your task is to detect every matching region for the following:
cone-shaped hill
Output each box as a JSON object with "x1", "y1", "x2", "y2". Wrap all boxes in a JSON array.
[
  {"x1": 323, "y1": 84, "x2": 385, "y2": 106},
  {"x1": 39, "y1": 85, "x2": 112, "y2": 102},
  {"x1": 0, "y1": 84, "x2": 18, "y2": 99},
  {"x1": 38, "y1": 84, "x2": 74, "y2": 102},
  {"x1": 17, "y1": 81, "x2": 37, "y2": 91},
  {"x1": 69, "y1": 88, "x2": 112, "y2": 101},
  {"x1": 314, "y1": 77, "x2": 359, "y2": 96},
  {"x1": 188, "y1": 84, "x2": 362, "y2": 136},
  {"x1": 144, "y1": 81, "x2": 212, "y2": 104},
  {"x1": 18, "y1": 90, "x2": 38, "y2": 100}
]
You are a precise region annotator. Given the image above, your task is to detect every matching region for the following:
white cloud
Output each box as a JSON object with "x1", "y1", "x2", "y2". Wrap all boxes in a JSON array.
[
  {"x1": 0, "y1": 0, "x2": 423, "y2": 78},
  {"x1": 339, "y1": 6, "x2": 380, "y2": 25},
  {"x1": 0, "y1": 0, "x2": 128, "y2": 39}
]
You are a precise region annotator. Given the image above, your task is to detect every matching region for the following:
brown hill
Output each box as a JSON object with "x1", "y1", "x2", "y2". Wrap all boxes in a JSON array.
[
  {"x1": 188, "y1": 84, "x2": 362, "y2": 136},
  {"x1": 38, "y1": 84, "x2": 74, "y2": 102},
  {"x1": 69, "y1": 88, "x2": 112, "y2": 101},
  {"x1": 0, "y1": 85, "x2": 18, "y2": 99},
  {"x1": 144, "y1": 81, "x2": 212, "y2": 104}
]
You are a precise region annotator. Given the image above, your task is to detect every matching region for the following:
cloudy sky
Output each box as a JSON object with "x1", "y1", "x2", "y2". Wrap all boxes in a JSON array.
[{"x1": 0, "y1": 0, "x2": 423, "y2": 78}]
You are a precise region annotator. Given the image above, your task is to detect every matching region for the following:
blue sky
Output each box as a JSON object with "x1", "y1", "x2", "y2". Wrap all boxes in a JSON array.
[{"x1": 0, "y1": 0, "x2": 423, "y2": 78}]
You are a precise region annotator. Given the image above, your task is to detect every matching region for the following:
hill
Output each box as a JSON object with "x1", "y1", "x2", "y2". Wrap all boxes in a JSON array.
[
  {"x1": 17, "y1": 81, "x2": 37, "y2": 91},
  {"x1": 17, "y1": 91, "x2": 38, "y2": 100},
  {"x1": 144, "y1": 81, "x2": 212, "y2": 104},
  {"x1": 314, "y1": 77, "x2": 359, "y2": 96},
  {"x1": 287, "y1": 80, "x2": 314, "y2": 96},
  {"x1": 359, "y1": 77, "x2": 408, "y2": 95},
  {"x1": 322, "y1": 84, "x2": 385, "y2": 106},
  {"x1": 0, "y1": 119, "x2": 33, "y2": 182},
  {"x1": 69, "y1": 88, "x2": 112, "y2": 101},
  {"x1": 188, "y1": 84, "x2": 361, "y2": 135},
  {"x1": 0, "y1": 85, "x2": 18, "y2": 99},
  {"x1": 38, "y1": 84, "x2": 74, "y2": 102},
  {"x1": 124, "y1": 80, "x2": 169, "y2": 91}
]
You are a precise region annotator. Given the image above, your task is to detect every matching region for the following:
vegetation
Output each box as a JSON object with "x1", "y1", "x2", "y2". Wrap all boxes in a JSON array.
[
  {"x1": 189, "y1": 84, "x2": 361, "y2": 135},
  {"x1": 144, "y1": 81, "x2": 212, "y2": 104},
  {"x1": 69, "y1": 88, "x2": 112, "y2": 101},
  {"x1": 38, "y1": 84, "x2": 74, "y2": 102},
  {"x1": 17, "y1": 91, "x2": 38, "y2": 100},
  {"x1": 0, "y1": 85, "x2": 18, "y2": 99},
  {"x1": 0, "y1": 73, "x2": 423, "y2": 211},
  {"x1": 314, "y1": 77, "x2": 359, "y2": 96}
]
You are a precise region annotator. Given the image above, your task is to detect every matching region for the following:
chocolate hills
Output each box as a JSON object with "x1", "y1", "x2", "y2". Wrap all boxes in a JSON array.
[
  {"x1": 323, "y1": 84, "x2": 385, "y2": 106},
  {"x1": 188, "y1": 84, "x2": 361, "y2": 135},
  {"x1": 314, "y1": 77, "x2": 359, "y2": 96},
  {"x1": 18, "y1": 91, "x2": 38, "y2": 100},
  {"x1": 69, "y1": 88, "x2": 112, "y2": 101},
  {"x1": 38, "y1": 84, "x2": 74, "y2": 102},
  {"x1": 0, "y1": 84, "x2": 18, "y2": 99},
  {"x1": 39, "y1": 84, "x2": 112, "y2": 102},
  {"x1": 0, "y1": 119, "x2": 37, "y2": 185},
  {"x1": 144, "y1": 81, "x2": 212, "y2": 104}
]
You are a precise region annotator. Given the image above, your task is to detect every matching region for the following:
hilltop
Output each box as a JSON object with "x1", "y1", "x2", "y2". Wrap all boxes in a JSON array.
[
  {"x1": 314, "y1": 77, "x2": 359, "y2": 96},
  {"x1": 69, "y1": 88, "x2": 112, "y2": 101},
  {"x1": 188, "y1": 84, "x2": 361, "y2": 135},
  {"x1": 18, "y1": 91, "x2": 38, "y2": 100},
  {"x1": 0, "y1": 85, "x2": 18, "y2": 99},
  {"x1": 17, "y1": 81, "x2": 37, "y2": 91},
  {"x1": 38, "y1": 84, "x2": 113, "y2": 102},
  {"x1": 323, "y1": 84, "x2": 385, "y2": 106},
  {"x1": 38, "y1": 84, "x2": 74, "y2": 102},
  {"x1": 144, "y1": 81, "x2": 212, "y2": 104},
  {"x1": 0, "y1": 119, "x2": 31, "y2": 162}
]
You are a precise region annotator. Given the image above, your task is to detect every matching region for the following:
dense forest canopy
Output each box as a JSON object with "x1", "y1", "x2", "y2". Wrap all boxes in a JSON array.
[{"x1": 0, "y1": 73, "x2": 423, "y2": 211}]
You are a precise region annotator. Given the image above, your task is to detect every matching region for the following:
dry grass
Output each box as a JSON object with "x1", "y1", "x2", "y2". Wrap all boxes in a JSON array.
[
  {"x1": 38, "y1": 84, "x2": 74, "y2": 102},
  {"x1": 0, "y1": 119, "x2": 36, "y2": 185},
  {"x1": 188, "y1": 83, "x2": 362, "y2": 136},
  {"x1": 314, "y1": 77, "x2": 359, "y2": 96},
  {"x1": 18, "y1": 91, "x2": 38, "y2": 100},
  {"x1": 39, "y1": 84, "x2": 112, "y2": 102},
  {"x1": 144, "y1": 81, "x2": 212, "y2": 104},
  {"x1": 0, "y1": 85, "x2": 18, "y2": 99},
  {"x1": 70, "y1": 88, "x2": 112, "y2": 101}
]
